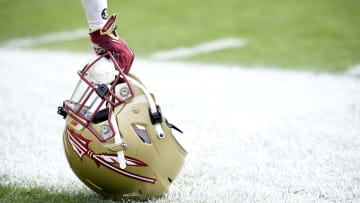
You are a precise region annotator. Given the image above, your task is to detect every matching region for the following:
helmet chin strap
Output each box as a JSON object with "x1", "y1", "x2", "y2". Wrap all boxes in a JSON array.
[
  {"x1": 128, "y1": 77, "x2": 165, "y2": 139},
  {"x1": 110, "y1": 104, "x2": 127, "y2": 169},
  {"x1": 110, "y1": 76, "x2": 165, "y2": 169}
]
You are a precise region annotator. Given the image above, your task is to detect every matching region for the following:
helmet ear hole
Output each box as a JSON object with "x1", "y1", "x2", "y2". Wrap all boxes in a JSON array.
[
  {"x1": 132, "y1": 124, "x2": 151, "y2": 144},
  {"x1": 168, "y1": 177, "x2": 172, "y2": 183}
]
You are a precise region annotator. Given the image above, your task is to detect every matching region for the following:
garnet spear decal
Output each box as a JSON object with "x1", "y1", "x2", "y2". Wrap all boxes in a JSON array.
[{"x1": 66, "y1": 128, "x2": 156, "y2": 184}]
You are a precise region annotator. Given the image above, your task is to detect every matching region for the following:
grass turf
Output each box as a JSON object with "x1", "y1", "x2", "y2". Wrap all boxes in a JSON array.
[
  {"x1": 0, "y1": 183, "x2": 120, "y2": 203},
  {"x1": 1, "y1": 49, "x2": 360, "y2": 202},
  {"x1": 0, "y1": 0, "x2": 359, "y2": 72}
]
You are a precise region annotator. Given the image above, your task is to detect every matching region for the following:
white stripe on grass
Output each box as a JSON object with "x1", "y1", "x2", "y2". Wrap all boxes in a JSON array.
[
  {"x1": 0, "y1": 49, "x2": 360, "y2": 202},
  {"x1": 1, "y1": 28, "x2": 88, "y2": 48},
  {"x1": 1, "y1": 30, "x2": 244, "y2": 59},
  {"x1": 347, "y1": 64, "x2": 360, "y2": 76},
  {"x1": 151, "y1": 38, "x2": 246, "y2": 60}
]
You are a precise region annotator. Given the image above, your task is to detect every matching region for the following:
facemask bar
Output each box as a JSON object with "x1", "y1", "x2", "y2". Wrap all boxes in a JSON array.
[{"x1": 62, "y1": 51, "x2": 135, "y2": 142}]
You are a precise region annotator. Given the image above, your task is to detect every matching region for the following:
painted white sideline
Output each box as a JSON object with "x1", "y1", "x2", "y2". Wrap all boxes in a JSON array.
[
  {"x1": 1, "y1": 49, "x2": 360, "y2": 202},
  {"x1": 151, "y1": 38, "x2": 246, "y2": 60},
  {"x1": 1, "y1": 28, "x2": 88, "y2": 48},
  {"x1": 347, "y1": 64, "x2": 360, "y2": 76}
]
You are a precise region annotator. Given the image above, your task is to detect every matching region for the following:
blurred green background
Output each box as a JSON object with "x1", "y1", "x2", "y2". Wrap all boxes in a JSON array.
[{"x1": 0, "y1": 0, "x2": 359, "y2": 72}]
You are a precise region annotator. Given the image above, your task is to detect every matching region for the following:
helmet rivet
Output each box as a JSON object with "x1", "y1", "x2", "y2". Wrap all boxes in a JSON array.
[
  {"x1": 120, "y1": 87, "x2": 129, "y2": 97},
  {"x1": 121, "y1": 143, "x2": 127, "y2": 148},
  {"x1": 101, "y1": 124, "x2": 110, "y2": 134},
  {"x1": 132, "y1": 107, "x2": 140, "y2": 114}
]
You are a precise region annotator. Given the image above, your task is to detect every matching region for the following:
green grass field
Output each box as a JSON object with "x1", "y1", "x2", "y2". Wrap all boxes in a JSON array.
[
  {"x1": 1, "y1": 0, "x2": 359, "y2": 72},
  {"x1": 0, "y1": 184, "x2": 102, "y2": 203},
  {"x1": 1, "y1": 0, "x2": 360, "y2": 202}
]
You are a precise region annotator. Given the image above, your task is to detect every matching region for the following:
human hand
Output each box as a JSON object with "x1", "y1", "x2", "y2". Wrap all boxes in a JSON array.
[{"x1": 89, "y1": 14, "x2": 134, "y2": 74}]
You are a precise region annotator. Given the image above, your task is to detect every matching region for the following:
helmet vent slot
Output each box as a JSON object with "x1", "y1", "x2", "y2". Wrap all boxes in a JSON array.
[{"x1": 132, "y1": 124, "x2": 151, "y2": 144}]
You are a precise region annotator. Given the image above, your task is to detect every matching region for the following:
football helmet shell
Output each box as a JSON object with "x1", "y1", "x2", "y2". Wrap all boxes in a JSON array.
[{"x1": 60, "y1": 52, "x2": 187, "y2": 200}]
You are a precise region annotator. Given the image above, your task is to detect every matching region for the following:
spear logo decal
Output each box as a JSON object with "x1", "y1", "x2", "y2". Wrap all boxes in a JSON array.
[{"x1": 66, "y1": 128, "x2": 156, "y2": 184}]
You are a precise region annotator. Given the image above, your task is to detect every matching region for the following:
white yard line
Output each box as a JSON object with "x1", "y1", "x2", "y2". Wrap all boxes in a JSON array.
[
  {"x1": 1, "y1": 28, "x2": 88, "y2": 48},
  {"x1": 2, "y1": 31, "x2": 244, "y2": 59},
  {"x1": 151, "y1": 38, "x2": 246, "y2": 60},
  {"x1": 347, "y1": 64, "x2": 360, "y2": 76},
  {"x1": 1, "y1": 49, "x2": 360, "y2": 202}
]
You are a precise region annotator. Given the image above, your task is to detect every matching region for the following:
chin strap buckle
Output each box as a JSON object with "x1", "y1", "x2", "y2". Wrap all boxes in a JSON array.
[
  {"x1": 95, "y1": 84, "x2": 109, "y2": 99},
  {"x1": 57, "y1": 106, "x2": 67, "y2": 119},
  {"x1": 149, "y1": 106, "x2": 163, "y2": 125}
]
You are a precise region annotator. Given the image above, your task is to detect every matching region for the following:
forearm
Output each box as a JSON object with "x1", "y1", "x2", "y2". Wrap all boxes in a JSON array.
[{"x1": 81, "y1": 0, "x2": 108, "y2": 29}]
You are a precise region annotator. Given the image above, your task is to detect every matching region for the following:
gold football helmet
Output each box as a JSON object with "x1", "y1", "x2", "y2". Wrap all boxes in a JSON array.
[{"x1": 57, "y1": 51, "x2": 187, "y2": 200}]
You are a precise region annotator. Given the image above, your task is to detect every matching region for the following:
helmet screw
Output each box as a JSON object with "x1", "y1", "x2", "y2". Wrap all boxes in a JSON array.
[
  {"x1": 121, "y1": 143, "x2": 127, "y2": 148},
  {"x1": 120, "y1": 87, "x2": 129, "y2": 97},
  {"x1": 101, "y1": 124, "x2": 110, "y2": 134},
  {"x1": 132, "y1": 107, "x2": 140, "y2": 114}
]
